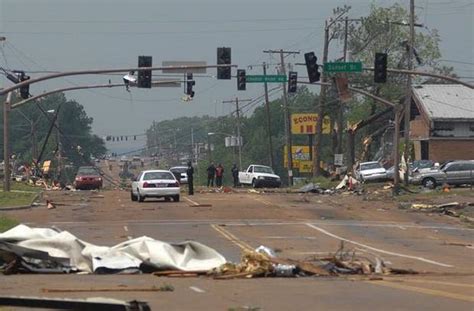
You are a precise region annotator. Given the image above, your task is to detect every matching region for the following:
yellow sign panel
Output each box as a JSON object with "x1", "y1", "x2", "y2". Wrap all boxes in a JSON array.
[
  {"x1": 299, "y1": 160, "x2": 313, "y2": 173},
  {"x1": 291, "y1": 113, "x2": 331, "y2": 134},
  {"x1": 42, "y1": 160, "x2": 51, "y2": 174},
  {"x1": 283, "y1": 146, "x2": 316, "y2": 171}
]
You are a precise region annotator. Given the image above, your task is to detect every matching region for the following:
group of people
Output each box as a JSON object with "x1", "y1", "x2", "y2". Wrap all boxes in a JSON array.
[
  {"x1": 207, "y1": 162, "x2": 239, "y2": 188},
  {"x1": 184, "y1": 161, "x2": 240, "y2": 196}
]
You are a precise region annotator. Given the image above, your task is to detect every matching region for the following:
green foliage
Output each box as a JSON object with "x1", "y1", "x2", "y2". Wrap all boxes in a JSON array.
[{"x1": 0, "y1": 93, "x2": 106, "y2": 182}]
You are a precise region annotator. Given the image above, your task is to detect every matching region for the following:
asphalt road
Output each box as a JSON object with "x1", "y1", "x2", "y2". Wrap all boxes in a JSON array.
[{"x1": 1, "y1": 187, "x2": 473, "y2": 310}]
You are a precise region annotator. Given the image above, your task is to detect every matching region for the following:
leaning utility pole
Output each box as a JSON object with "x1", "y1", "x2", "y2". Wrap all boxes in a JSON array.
[
  {"x1": 223, "y1": 98, "x2": 251, "y2": 170},
  {"x1": 262, "y1": 62, "x2": 275, "y2": 168},
  {"x1": 263, "y1": 49, "x2": 300, "y2": 186},
  {"x1": 3, "y1": 92, "x2": 12, "y2": 191},
  {"x1": 403, "y1": 0, "x2": 415, "y2": 186}
]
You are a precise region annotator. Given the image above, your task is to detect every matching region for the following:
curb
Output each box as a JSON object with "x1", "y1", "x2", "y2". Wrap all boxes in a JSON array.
[{"x1": 0, "y1": 191, "x2": 43, "y2": 211}]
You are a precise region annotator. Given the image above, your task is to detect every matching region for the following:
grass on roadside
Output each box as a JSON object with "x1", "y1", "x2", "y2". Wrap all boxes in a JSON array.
[
  {"x1": 0, "y1": 191, "x2": 37, "y2": 207},
  {"x1": 0, "y1": 215, "x2": 18, "y2": 233}
]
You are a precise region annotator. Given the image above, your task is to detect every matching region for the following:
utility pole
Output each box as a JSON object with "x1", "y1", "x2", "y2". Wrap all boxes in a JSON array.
[
  {"x1": 337, "y1": 17, "x2": 349, "y2": 155},
  {"x1": 262, "y1": 62, "x2": 275, "y2": 168},
  {"x1": 223, "y1": 98, "x2": 251, "y2": 170},
  {"x1": 314, "y1": 21, "x2": 330, "y2": 177},
  {"x1": 263, "y1": 49, "x2": 300, "y2": 186},
  {"x1": 55, "y1": 114, "x2": 62, "y2": 181},
  {"x1": 403, "y1": 0, "x2": 415, "y2": 186},
  {"x1": 3, "y1": 92, "x2": 12, "y2": 191}
]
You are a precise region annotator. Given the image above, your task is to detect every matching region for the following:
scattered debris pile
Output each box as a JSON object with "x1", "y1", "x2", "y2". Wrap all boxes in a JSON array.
[
  {"x1": 399, "y1": 201, "x2": 474, "y2": 223},
  {"x1": 207, "y1": 244, "x2": 417, "y2": 279}
]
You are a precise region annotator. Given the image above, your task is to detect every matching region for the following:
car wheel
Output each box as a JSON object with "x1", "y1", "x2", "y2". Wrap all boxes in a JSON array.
[
  {"x1": 137, "y1": 189, "x2": 145, "y2": 202},
  {"x1": 131, "y1": 191, "x2": 137, "y2": 202},
  {"x1": 252, "y1": 179, "x2": 258, "y2": 188},
  {"x1": 173, "y1": 195, "x2": 180, "y2": 202},
  {"x1": 422, "y1": 177, "x2": 436, "y2": 189},
  {"x1": 164, "y1": 197, "x2": 171, "y2": 202}
]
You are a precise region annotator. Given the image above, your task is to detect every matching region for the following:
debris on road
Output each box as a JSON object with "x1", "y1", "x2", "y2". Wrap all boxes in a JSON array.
[
  {"x1": 399, "y1": 201, "x2": 474, "y2": 222},
  {"x1": 42, "y1": 284, "x2": 175, "y2": 293},
  {"x1": 0, "y1": 224, "x2": 226, "y2": 274}
]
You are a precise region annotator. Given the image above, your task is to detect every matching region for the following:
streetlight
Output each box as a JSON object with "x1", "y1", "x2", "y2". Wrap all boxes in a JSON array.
[{"x1": 207, "y1": 132, "x2": 242, "y2": 169}]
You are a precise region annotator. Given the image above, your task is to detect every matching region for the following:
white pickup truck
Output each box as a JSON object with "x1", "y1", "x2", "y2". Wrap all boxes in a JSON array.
[{"x1": 238, "y1": 165, "x2": 281, "y2": 188}]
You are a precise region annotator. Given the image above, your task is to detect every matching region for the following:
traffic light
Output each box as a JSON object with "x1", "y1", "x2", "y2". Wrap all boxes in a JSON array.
[
  {"x1": 304, "y1": 52, "x2": 320, "y2": 83},
  {"x1": 137, "y1": 56, "x2": 152, "y2": 88},
  {"x1": 237, "y1": 69, "x2": 246, "y2": 91},
  {"x1": 288, "y1": 71, "x2": 297, "y2": 93},
  {"x1": 374, "y1": 53, "x2": 387, "y2": 83},
  {"x1": 217, "y1": 47, "x2": 231, "y2": 80},
  {"x1": 186, "y1": 73, "x2": 195, "y2": 97}
]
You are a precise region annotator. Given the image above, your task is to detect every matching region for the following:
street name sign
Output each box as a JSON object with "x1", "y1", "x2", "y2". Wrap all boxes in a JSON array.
[
  {"x1": 324, "y1": 62, "x2": 362, "y2": 73},
  {"x1": 162, "y1": 61, "x2": 207, "y2": 73},
  {"x1": 247, "y1": 75, "x2": 287, "y2": 83}
]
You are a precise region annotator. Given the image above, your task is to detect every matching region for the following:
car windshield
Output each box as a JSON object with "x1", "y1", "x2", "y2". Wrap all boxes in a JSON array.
[
  {"x1": 143, "y1": 172, "x2": 175, "y2": 180},
  {"x1": 77, "y1": 167, "x2": 100, "y2": 175},
  {"x1": 253, "y1": 166, "x2": 274, "y2": 174},
  {"x1": 360, "y1": 163, "x2": 382, "y2": 170},
  {"x1": 170, "y1": 167, "x2": 187, "y2": 173}
]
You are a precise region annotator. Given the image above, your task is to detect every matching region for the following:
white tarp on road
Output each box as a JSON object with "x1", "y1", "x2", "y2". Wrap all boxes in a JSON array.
[{"x1": 0, "y1": 224, "x2": 226, "y2": 273}]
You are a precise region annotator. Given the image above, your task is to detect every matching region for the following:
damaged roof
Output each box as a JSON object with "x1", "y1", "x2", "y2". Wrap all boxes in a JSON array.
[{"x1": 412, "y1": 84, "x2": 474, "y2": 121}]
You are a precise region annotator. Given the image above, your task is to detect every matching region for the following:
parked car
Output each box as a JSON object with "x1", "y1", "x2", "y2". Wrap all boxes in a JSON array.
[
  {"x1": 169, "y1": 166, "x2": 188, "y2": 184},
  {"x1": 131, "y1": 170, "x2": 180, "y2": 202},
  {"x1": 74, "y1": 166, "x2": 103, "y2": 190},
  {"x1": 238, "y1": 165, "x2": 281, "y2": 188},
  {"x1": 386, "y1": 160, "x2": 435, "y2": 179},
  {"x1": 410, "y1": 160, "x2": 474, "y2": 188},
  {"x1": 354, "y1": 161, "x2": 387, "y2": 182}
]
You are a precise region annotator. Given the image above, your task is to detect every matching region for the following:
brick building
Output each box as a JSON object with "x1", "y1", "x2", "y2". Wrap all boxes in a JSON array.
[{"x1": 410, "y1": 84, "x2": 474, "y2": 163}]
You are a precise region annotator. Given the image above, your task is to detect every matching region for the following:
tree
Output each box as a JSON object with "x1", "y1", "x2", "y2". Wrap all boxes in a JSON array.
[
  {"x1": 329, "y1": 3, "x2": 451, "y2": 163},
  {"x1": 0, "y1": 92, "x2": 106, "y2": 181}
]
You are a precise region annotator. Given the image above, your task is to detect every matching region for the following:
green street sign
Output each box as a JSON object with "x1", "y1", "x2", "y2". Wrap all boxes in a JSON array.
[
  {"x1": 324, "y1": 62, "x2": 363, "y2": 73},
  {"x1": 247, "y1": 75, "x2": 287, "y2": 83}
]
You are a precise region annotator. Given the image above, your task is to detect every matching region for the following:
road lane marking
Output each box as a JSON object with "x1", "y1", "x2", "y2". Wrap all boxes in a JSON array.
[
  {"x1": 306, "y1": 223, "x2": 453, "y2": 268},
  {"x1": 189, "y1": 286, "x2": 205, "y2": 293},
  {"x1": 184, "y1": 197, "x2": 200, "y2": 206},
  {"x1": 123, "y1": 226, "x2": 129, "y2": 232},
  {"x1": 402, "y1": 279, "x2": 474, "y2": 288},
  {"x1": 211, "y1": 224, "x2": 254, "y2": 252},
  {"x1": 370, "y1": 280, "x2": 474, "y2": 302},
  {"x1": 252, "y1": 197, "x2": 272, "y2": 206},
  {"x1": 28, "y1": 220, "x2": 474, "y2": 231}
]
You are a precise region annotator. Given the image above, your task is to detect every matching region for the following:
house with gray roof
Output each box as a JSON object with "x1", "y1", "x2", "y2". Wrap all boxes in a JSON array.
[{"x1": 410, "y1": 84, "x2": 474, "y2": 163}]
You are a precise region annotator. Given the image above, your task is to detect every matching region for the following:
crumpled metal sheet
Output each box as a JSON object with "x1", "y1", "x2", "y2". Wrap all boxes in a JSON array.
[{"x1": 0, "y1": 224, "x2": 226, "y2": 274}]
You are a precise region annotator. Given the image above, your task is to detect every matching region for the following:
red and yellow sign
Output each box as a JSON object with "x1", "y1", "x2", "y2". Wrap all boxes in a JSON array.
[{"x1": 291, "y1": 113, "x2": 331, "y2": 135}]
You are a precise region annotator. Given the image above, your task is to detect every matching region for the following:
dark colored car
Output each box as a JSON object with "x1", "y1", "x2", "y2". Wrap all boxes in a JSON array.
[{"x1": 74, "y1": 166, "x2": 103, "y2": 190}]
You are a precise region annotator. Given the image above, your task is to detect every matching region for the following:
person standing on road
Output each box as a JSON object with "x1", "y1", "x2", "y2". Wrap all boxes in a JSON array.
[
  {"x1": 186, "y1": 161, "x2": 194, "y2": 195},
  {"x1": 207, "y1": 162, "x2": 216, "y2": 187},
  {"x1": 231, "y1": 163, "x2": 239, "y2": 187},
  {"x1": 215, "y1": 163, "x2": 224, "y2": 187}
]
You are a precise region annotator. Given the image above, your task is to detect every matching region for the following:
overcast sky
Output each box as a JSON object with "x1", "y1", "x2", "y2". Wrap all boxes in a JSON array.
[{"x1": 1, "y1": 0, "x2": 472, "y2": 153}]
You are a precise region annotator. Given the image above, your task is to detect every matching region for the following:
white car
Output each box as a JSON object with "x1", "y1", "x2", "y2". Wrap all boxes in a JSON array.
[
  {"x1": 131, "y1": 170, "x2": 180, "y2": 202},
  {"x1": 354, "y1": 161, "x2": 387, "y2": 182}
]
